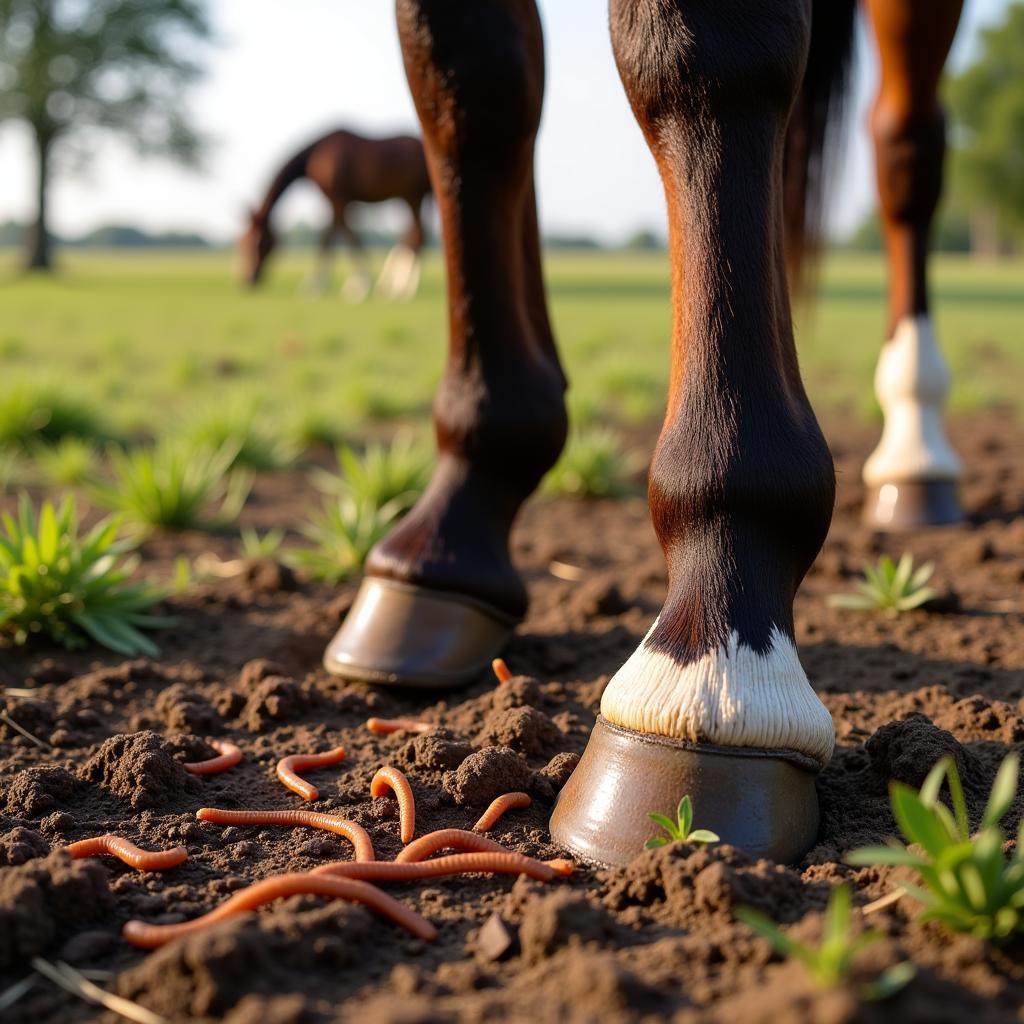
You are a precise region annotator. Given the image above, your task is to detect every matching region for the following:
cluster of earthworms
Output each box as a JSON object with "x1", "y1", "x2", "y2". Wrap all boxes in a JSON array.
[{"x1": 64, "y1": 677, "x2": 570, "y2": 951}]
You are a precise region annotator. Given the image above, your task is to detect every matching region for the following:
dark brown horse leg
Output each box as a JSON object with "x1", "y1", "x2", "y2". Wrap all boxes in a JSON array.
[
  {"x1": 323, "y1": 0, "x2": 567, "y2": 687},
  {"x1": 307, "y1": 220, "x2": 337, "y2": 295},
  {"x1": 862, "y1": 0, "x2": 964, "y2": 529},
  {"x1": 551, "y1": 0, "x2": 836, "y2": 865}
]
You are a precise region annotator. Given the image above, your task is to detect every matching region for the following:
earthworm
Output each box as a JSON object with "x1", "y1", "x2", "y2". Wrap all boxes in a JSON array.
[
  {"x1": 310, "y1": 851, "x2": 560, "y2": 883},
  {"x1": 64, "y1": 836, "x2": 187, "y2": 872},
  {"x1": 195, "y1": 808, "x2": 376, "y2": 862},
  {"x1": 183, "y1": 739, "x2": 243, "y2": 776},
  {"x1": 275, "y1": 746, "x2": 347, "y2": 801},
  {"x1": 396, "y1": 828, "x2": 510, "y2": 863},
  {"x1": 491, "y1": 658, "x2": 513, "y2": 684},
  {"x1": 473, "y1": 792, "x2": 532, "y2": 832},
  {"x1": 370, "y1": 766, "x2": 416, "y2": 843},
  {"x1": 122, "y1": 873, "x2": 436, "y2": 948},
  {"x1": 366, "y1": 717, "x2": 433, "y2": 735}
]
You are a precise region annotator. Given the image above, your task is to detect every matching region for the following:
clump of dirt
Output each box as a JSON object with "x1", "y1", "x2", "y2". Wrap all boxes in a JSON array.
[
  {"x1": 397, "y1": 730, "x2": 475, "y2": 771},
  {"x1": 117, "y1": 903, "x2": 373, "y2": 1019},
  {"x1": 866, "y1": 713, "x2": 978, "y2": 789},
  {"x1": 443, "y1": 746, "x2": 534, "y2": 805},
  {"x1": 156, "y1": 684, "x2": 223, "y2": 735},
  {"x1": 239, "y1": 676, "x2": 311, "y2": 731},
  {"x1": 0, "y1": 851, "x2": 112, "y2": 968},
  {"x1": 490, "y1": 675, "x2": 544, "y2": 712},
  {"x1": 604, "y1": 843, "x2": 819, "y2": 929},
  {"x1": 4, "y1": 765, "x2": 81, "y2": 818},
  {"x1": 0, "y1": 698, "x2": 55, "y2": 745},
  {"x1": 0, "y1": 825, "x2": 48, "y2": 866},
  {"x1": 517, "y1": 889, "x2": 618, "y2": 963},
  {"x1": 566, "y1": 574, "x2": 632, "y2": 620},
  {"x1": 538, "y1": 751, "x2": 580, "y2": 789},
  {"x1": 477, "y1": 705, "x2": 562, "y2": 756},
  {"x1": 78, "y1": 730, "x2": 201, "y2": 810}
]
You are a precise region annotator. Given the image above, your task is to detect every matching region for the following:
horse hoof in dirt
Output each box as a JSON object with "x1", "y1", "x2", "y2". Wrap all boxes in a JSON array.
[{"x1": 322, "y1": 578, "x2": 517, "y2": 689}]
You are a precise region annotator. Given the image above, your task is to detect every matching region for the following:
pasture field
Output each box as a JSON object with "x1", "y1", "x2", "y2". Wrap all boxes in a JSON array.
[
  {"x1": 1, "y1": 247, "x2": 1024, "y2": 1023},
  {"x1": 0, "y1": 248, "x2": 1021, "y2": 441}
]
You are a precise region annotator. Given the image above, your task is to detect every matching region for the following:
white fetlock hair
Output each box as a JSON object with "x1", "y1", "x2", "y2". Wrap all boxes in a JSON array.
[{"x1": 600, "y1": 620, "x2": 835, "y2": 767}]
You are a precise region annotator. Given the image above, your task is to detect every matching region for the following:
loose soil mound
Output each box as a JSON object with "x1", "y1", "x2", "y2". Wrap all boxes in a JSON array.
[{"x1": 1, "y1": 411, "x2": 1023, "y2": 1022}]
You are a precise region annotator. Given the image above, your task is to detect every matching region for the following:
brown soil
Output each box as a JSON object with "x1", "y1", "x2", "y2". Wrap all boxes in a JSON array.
[{"x1": 1, "y1": 410, "x2": 1023, "y2": 1023}]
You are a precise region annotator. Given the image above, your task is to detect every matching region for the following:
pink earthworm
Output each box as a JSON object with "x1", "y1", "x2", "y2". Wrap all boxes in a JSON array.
[
  {"x1": 183, "y1": 739, "x2": 243, "y2": 776},
  {"x1": 275, "y1": 746, "x2": 347, "y2": 801},
  {"x1": 370, "y1": 766, "x2": 416, "y2": 843},
  {"x1": 473, "y1": 792, "x2": 532, "y2": 831},
  {"x1": 366, "y1": 717, "x2": 434, "y2": 735},
  {"x1": 64, "y1": 835, "x2": 187, "y2": 871}
]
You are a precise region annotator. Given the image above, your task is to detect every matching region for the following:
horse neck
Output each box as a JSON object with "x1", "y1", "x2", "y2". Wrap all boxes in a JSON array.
[{"x1": 256, "y1": 144, "x2": 312, "y2": 221}]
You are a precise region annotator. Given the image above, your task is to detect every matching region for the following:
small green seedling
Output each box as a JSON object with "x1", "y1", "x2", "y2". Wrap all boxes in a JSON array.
[
  {"x1": 737, "y1": 886, "x2": 914, "y2": 999},
  {"x1": 286, "y1": 496, "x2": 401, "y2": 584},
  {"x1": 645, "y1": 795, "x2": 720, "y2": 849},
  {"x1": 0, "y1": 495, "x2": 171, "y2": 656},
  {"x1": 847, "y1": 753, "x2": 1024, "y2": 940},
  {"x1": 240, "y1": 527, "x2": 285, "y2": 560},
  {"x1": 828, "y1": 553, "x2": 936, "y2": 616},
  {"x1": 542, "y1": 426, "x2": 637, "y2": 499},
  {"x1": 311, "y1": 434, "x2": 431, "y2": 514},
  {"x1": 91, "y1": 439, "x2": 251, "y2": 533}
]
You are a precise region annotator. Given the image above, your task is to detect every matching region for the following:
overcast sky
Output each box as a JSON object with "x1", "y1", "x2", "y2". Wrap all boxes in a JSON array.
[{"x1": 0, "y1": 0, "x2": 1011, "y2": 244}]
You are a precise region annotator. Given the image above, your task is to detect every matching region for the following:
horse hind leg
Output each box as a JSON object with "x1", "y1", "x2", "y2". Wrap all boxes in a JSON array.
[
  {"x1": 862, "y1": 0, "x2": 964, "y2": 529},
  {"x1": 377, "y1": 198, "x2": 425, "y2": 300},
  {"x1": 336, "y1": 208, "x2": 372, "y2": 303},
  {"x1": 551, "y1": 0, "x2": 836, "y2": 866}
]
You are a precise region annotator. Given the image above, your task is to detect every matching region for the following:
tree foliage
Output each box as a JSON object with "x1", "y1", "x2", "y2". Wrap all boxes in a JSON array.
[
  {"x1": 947, "y1": 2, "x2": 1024, "y2": 239},
  {"x1": 0, "y1": 0, "x2": 212, "y2": 266}
]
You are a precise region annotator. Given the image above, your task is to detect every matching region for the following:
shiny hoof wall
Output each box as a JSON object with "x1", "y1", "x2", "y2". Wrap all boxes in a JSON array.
[
  {"x1": 323, "y1": 576, "x2": 517, "y2": 689},
  {"x1": 863, "y1": 479, "x2": 963, "y2": 530},
  {"x1": 549, "y1": 716, "x2": 821, "y2": 866}
]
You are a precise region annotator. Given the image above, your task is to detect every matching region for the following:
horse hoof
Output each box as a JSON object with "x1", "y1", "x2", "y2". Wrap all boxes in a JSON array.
[
  {"x1": 862, "y1": 479, "x2": 963, "y2": 530},
  {"x1": 323, "y1": 577, "x2": 518, "y2": 688},
  {"x1": 549, "y1": 716, "x2": 821, "y2": 866}
]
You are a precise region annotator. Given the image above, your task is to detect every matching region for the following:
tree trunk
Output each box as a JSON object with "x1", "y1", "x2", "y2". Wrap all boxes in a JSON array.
[{"x1": 25, "y1": 127, "x2": 53, "y2": 271}]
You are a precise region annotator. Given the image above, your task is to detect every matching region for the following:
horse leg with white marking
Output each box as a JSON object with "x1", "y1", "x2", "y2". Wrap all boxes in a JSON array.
[
  {"x1": 322, "y1": 0, "x2": 567, "y2": 686},
  {"x1": 862, "y1": 0, "x2": 964, "y2": 529},
  {"x1": 551, "y1": 0, "x2": 853, "y2": 865}
]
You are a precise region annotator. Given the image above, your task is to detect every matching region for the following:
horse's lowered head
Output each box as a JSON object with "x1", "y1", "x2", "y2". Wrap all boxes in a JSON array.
[{"x1": 237, "y1": 209, "x2": 276, "y2": 286}]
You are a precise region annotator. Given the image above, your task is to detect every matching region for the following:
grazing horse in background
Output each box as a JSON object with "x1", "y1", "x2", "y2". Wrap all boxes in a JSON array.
[
  {"x1": 322, "y1": 0, "x2": 965, "y2": 867},
  {"x1": 238, "y1": 129, "x2": 431, "y2": 301}
]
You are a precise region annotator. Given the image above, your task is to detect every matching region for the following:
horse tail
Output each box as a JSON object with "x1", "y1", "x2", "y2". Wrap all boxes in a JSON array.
[{"x1": 783, "y1": 0, "x2": 859, "y2": 290}]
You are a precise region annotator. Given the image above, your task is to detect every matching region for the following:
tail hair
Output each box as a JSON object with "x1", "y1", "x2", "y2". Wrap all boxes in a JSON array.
[{"x1": 783, "y1": 0, "x2": 859, "y2": 291}]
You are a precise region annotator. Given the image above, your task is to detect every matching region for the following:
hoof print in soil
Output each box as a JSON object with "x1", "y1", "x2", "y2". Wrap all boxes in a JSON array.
[
  {"x1": 442, "y1": 746, "x2": 533, "y2": 806},
  {"x1": 79, "y1": 730, "x2": 201, "y2": 810},
  {"x1": 0, "y1": 851, "x2": 112, "y2": 968}
]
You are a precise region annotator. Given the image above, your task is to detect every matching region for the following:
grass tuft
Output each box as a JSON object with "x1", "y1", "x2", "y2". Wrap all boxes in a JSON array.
[
  {"x1": 0, "y1": 494, "x2": 171, "y2": 656},
  {"x1": 311, "y1": 433, "x2": 432, "y2": 514},
  {"x1": 286, "y1": 496, "x2": 401, "y2": 584},
  {"x1": 542, "y1": 426, "x2": 638, "y2": 498},
  {"x1": 90, "y1": 439, "x2": 251, "y2": 533},
  {"x1": 181, "y1": 401, "x2": 297, "y2": 470},
  {"x1": 0, "y1": 383, "x2": 109, "y2": 447},
  {"x1": 30, "y1": 437, "x2": 100, "y2": 487}
]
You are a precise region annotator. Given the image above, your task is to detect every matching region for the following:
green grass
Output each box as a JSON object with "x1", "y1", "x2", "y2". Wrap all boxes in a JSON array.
[{"x1": 0, "y1": 248, "x2": 1021, "y2": 444}]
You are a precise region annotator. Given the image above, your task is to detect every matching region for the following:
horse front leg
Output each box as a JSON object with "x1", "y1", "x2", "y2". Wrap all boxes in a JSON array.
[
  {"x1": 862, "y1": 0, "x2": 964, "y2": 528},
  {"x1": 551, "y1": 0, "x2": 836, "y2": 865},
  {"x1": 322, "y1": 0, "x2": 568, "y2": 687}
]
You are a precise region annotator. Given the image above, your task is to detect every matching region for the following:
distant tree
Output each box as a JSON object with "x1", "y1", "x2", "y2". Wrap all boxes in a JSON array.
[
  {"x1": 946, "y1": 2, "x2": 1024, "y2": 245},
  {"x1": 622, "y1": 228, "x2": 665, "y2": 251},
  {"x1": 0, "y1": 0, "x2": 212, "y2": 270}
]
